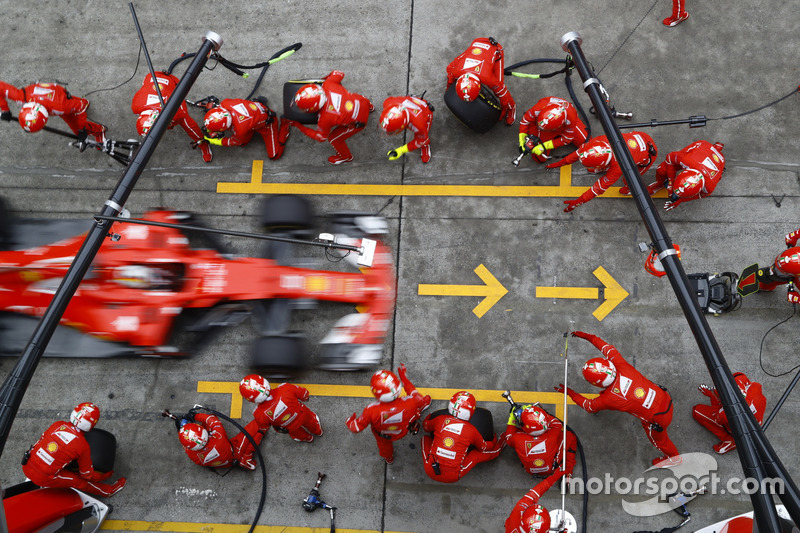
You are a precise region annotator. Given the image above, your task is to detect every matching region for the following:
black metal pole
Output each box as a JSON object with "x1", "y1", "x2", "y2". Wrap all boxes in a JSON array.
[
  {"x1": 129, "y1": 3, "x2": 165, "y2": 108},
  {"x1": 0, "y1": 31, "x2": 223, "y2": 459},
  {"x1": 560, "y1": 31, "x2": 797, "y2": 531}
]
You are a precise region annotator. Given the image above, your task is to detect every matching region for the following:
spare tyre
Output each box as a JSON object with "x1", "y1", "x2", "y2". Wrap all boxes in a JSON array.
[
  {"x1": 283, "y1": 80, "x2": 323, "y2": 124},
  {"x1": 444, "y1": 81, "x2": 502, "y2": 133}
]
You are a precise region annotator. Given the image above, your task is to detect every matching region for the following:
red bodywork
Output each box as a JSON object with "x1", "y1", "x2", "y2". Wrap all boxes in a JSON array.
[
  {"x1": 0, "y1": 210, "x2": 395, "y2": 354},
  {"x1": 4, "y1": 487, "x2": 84, "y2": 532}
]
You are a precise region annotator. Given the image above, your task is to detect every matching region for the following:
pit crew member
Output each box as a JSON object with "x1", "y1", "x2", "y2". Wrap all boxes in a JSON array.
[
  {"x1": 693, "y1": 372, "x2": 766, "y2": 455},
  {"x1": 556, "y1": 331, "x2": 680, "y2": 466},
  {"x1": 446, "y1": 37, "x2": 516, "y2": 125},
  {"x1": 232, "y1": 375, "x2": 323, "y2": 467},
  {"x1": 346, "y1": 364, "x2": 432, "y2": 464},
  {"x1": 289, "y1": 70, "x2": 373, "y2": 165},
  {"x1": 421, "y1": 391, "x2": 503, "y2": 483},
  {"x1": 202, "y1": 97, "x2": 286, "y2": 160},
  {"x1": 379, "y1": 95, "x2": 434, "y2": 163},
  {"x1": 131, "y1": 71, "x2": 212, "y2": 162},
  {"x1": 177, "y1": 411, "x2": 249, "y2": 469},
  {"x1": 546, "y1": 131, "x2": 657, "y2": 213},
  {"x1": 755, "y1": 228, "x2": 800, "y2": 303},
  {"x1": 664, "y1": 0, "x2": 689, "y2": 27},
  {"x1": 21, "y1": 402, "x2": 126, "y2": 497},
  {"x1": 0, "y1": 81, "x2": 106, "y2": 142},
  {"x1": 649, "y1": 140, "x2": 725, "y2": 211},
  {"x1": 500, "y1": 404, "x2": 576, "y2": 488},
  {"x1": 518, "y1": 96, "x2": 588, "y2": 163}
]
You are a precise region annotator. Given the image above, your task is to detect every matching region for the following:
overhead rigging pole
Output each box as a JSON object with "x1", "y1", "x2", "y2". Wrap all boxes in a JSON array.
[
  {"x1": 559, "y1": 31, "x2": 800, "y2": 532},
  {"x1": 0, "y1": 30, "x2": 223, "y2": 459}
]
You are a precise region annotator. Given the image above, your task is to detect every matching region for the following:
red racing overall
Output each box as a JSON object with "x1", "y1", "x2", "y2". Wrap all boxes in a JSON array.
[
  {"x1": 211, "y1": 98, "x2": 285, "y2": 159},
  {"x1": 421, "y1": 413, "x2": 502, "y2": 483},
  {"x1": 183, "y1": 413, "x2": 236, "y2": 468},
  {"x1": 519, "y1": 97, "x2": 588, "y2": 163}
]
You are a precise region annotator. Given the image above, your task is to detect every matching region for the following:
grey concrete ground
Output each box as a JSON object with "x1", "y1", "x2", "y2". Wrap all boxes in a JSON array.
[{"x1": 0, "y1": 1, "x2": 799, "y2": 531}]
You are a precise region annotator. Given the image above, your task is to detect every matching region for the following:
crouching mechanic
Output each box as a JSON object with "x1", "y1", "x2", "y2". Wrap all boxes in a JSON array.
[
  {"x1": 131, "y1": 71, "x2": 212, "y2": 162},
  {"x1": 202, "y1": 97, "x2": 286, "y2": 160},
  {"x1": 421, "y1": 391, "x2": 503, "y2": 483},
  {"x1": 556, "y1": 331, "x2": 680, "y2": 466},
  {"x1": 232, "y1": 375, "x2": 323, "y2": 468},
  {"x1": 501, "y1": 404, "x2": 577, "y2": 488},
  {"x1": 649, "y1": 140, "x2": 725, "y2": 211},
  {"x1": 693, "y1": 372, "x2": 766, "y2": 455},
  {"x1": 346, "y1": 364, "x2": 432, "y2": 464},
  {"x1": 0, "y1": 80, "x2": 107, "y2": 143},
  {"x1": 22, "y1": 402, "x2": 126, "y2": 497},
  {"x1": 379, "y1": 95, "x2": 434, "y2": 163},
  {"x1": 518, "y1": 96, "x2": 588, "y2": 163},
  {"x1": 176, "y1": 411, "x2": 254, "y2": 470},
  {"x1": 547, "y1": 132, "x2": 657, "y2": 213},
  {"x1": 289, "y1": 70, "x2": 373, "y2": 165},
  {"x1": 446, "y1": 37, "x2": 516, "y2": 126}
]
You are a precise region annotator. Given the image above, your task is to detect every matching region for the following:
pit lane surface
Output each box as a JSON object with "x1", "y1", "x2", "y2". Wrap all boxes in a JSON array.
[{"x1": 1, "y1": 1, "x2": 799, "y2": 532}]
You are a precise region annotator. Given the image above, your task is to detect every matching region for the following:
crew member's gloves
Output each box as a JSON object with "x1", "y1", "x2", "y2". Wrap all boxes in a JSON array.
[
  {"x1": 698, "y1": 384, "x2": 715, "y2": 398},
  {"x1": 518, "y1": 133, "x2": 528, "y2": 152},
  {"x1": 0, "y1": 111, "x2": 12, "y2": 122},
  {"x1": 397, "y1": 363, "x2": 408, "y2": 381},
  {"x1": 554, "y1": 384, "x2": 576, "y2": 396},
  {"x1": 664, "y1": 199, "x2": 683, "y2": 211},
  {"x1": 345, "y1": 413, "x2": 361, "y2": 432},
  {"x1": 90, "y1": 470, "x2": 114, "y2": 482},
  {"x1": 786, "y1": 230, "x2": 799, "y2": 248},
  {"x1": 532, "y1": 140, "x2": 555, "y2": 156},
  {"x1": 563, "y1": 198, "x2": 583, "y2": 213},
  {"x1": 204, "y1": 136, "x2": 223, "y2": 146},
  {"x1": 388, "y1": 145, "x2": 409, "y2": 160}
]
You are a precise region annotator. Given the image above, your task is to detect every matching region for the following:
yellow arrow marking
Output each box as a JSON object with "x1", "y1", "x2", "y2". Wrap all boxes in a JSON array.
[
  {"x1": 417, "y1": 264, "x2": 507, "y2": 318},
  {"x1": 535, "y1": 266, "x2": 629, "y2": 321},
  {"x1": 216, "y1": 162, "x2": 669, "y2": 198},
  {"x1": 197, "y1": 382, "x2": 597, "y2": 423}
]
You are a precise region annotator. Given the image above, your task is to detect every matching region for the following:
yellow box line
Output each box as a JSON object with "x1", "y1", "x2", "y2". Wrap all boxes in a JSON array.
[
  {"x1": 197, "y1": 381, "x2": 597, "y2": 422},
  {"x1": 215, "y1": 162, "x2": 668, "y2": 198},
  {"x1": 101, "y1": 519, "x2": 411, "y2": 533}
]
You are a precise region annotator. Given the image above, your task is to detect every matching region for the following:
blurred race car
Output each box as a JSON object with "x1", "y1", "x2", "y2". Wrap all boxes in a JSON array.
[{"x1": 0, "y1": 195, "x2": 395, "y2": 376}]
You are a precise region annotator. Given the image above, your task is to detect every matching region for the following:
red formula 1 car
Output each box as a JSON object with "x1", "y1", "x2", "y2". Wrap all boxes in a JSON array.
[{"x1": 0, "y1": 195, "x2": 395, "y2": 376}]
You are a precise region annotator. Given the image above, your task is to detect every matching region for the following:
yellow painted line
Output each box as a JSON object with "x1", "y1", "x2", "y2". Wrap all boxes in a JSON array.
[
  {"x1": 534, "y1": 266, "x2": 629, "y2": 322},
  {"x1": 197, "y1": 382, "x2": 597, "y2": 423},
  {"x1": 102, "y1": 520, "x2": 411, "y2": 533},
  {"x1": 417, "y1": 264, "x2": 508, "y2": 318},
  {"x1": 216, "y1": 161, "x2": 669, "y2": 198}
]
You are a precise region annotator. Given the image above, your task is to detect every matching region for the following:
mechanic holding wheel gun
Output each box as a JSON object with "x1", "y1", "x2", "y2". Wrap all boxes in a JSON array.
[
  {"x1": 421, "y1": 391, "x2": 503, "y2": 483},
  {"x1": 379, "y1": 95, "x2": 434, "y2": 163},
  {"x1": 446, "y1": 37, "x2": 516, "y2": 126},
  {"x1": 0, "y1": 80, "x2": 107, "y2": 143},
  {"x1": 165, "y1": 407, "x2": 255, "y2": 470},
  {"x1": 202, "y1": 96, "x2": 287, "y2": 160},
  {"x1": 500, "y1": 403, "x2": 576, "y2": 489},
  {"x1": 517, "y1": 96, "x2": 588, "y2": 164},
  {"x1": 556, "y1": 331, "x2": 680, "y2": 466},
  {"x1": 346, "y1": 364, "x2": 432, "y2": 465},
  {"x1": 22, "y1": 402, "x2": 126, "y2": 497},
  {"x1": 131, "y1": 71, "x2": 213, "y2": 162},
  {"x1": 648, "y1": 140, "x2": 726, "y2": 211},
  {"x1": 231, "y1": 375, "x2": 324, "y2": 469},
  {"x1": 287, "y1": 70, "x2": 373, "y2": 165}
]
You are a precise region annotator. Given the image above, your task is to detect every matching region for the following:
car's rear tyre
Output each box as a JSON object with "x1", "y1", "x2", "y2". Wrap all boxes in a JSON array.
[
  {"x1": 444, "y1": 81, "x2": 502, "y2": 133},
  {"x1": 260, "y1": 194, "x2": 315, "y2": 232},
  {"x1": 427, "y1": 407, "x2": 494, "y2": 441},
  {"x1": 282, "y1": 80, "x2": 323, "y2": 124},
  {"x1": 250, "y1": 334, "x2": 309, "y2": 380}
]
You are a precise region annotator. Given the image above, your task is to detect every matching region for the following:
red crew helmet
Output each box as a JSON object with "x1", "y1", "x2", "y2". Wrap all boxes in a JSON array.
[
  {"x1": 537, "y1": 103, "x2": 567, "y2": 131},
  {"x1": 520, "y1": 504, "x2": 551, "y2": 532},
  {"x1": 70, "y1": 402, "x2": 100, "y2": 432},
  {"x1": 136, "y1": 109, "x2": 159, "y2": 136},
  {"x1": 582, "y1": 358, "x2": 617, "y2": 388},
  {"x1": 371, "y1": 369, "x2": 402, "y2": 402},
  {"x1": 19, "y1": 101, "x2": 49, "y2": 132},
  {"x1": 672, "y1": 169, "x2": 705, "y2": 199},
  {"x1": 178, "y1": 423, "x2": 209, "y2": 451},
  {"x1": 519, "y1": 405, "x2": 549, "y2": 436},
  {"x1": 203, "y1": 108, "x2": 232, "y2": 138},
  {"x1": 239, "y1": 374, "x2": 271, "y2": 404},
  {"x1": 577, "y1": 139, "x2": 613, "y2": 172},
  {"x1": 456, "y1": 73, "x2": 481, "y2": 102},
  {"x1": 294, "y1": 84, "x2": 326, "y2": 113},
  {"x1": 379, "y1": 105, "x2": 410, "y2": 135},
  {"x1": 448, "y1": 391, "x2": 476, "y2": 421}
]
